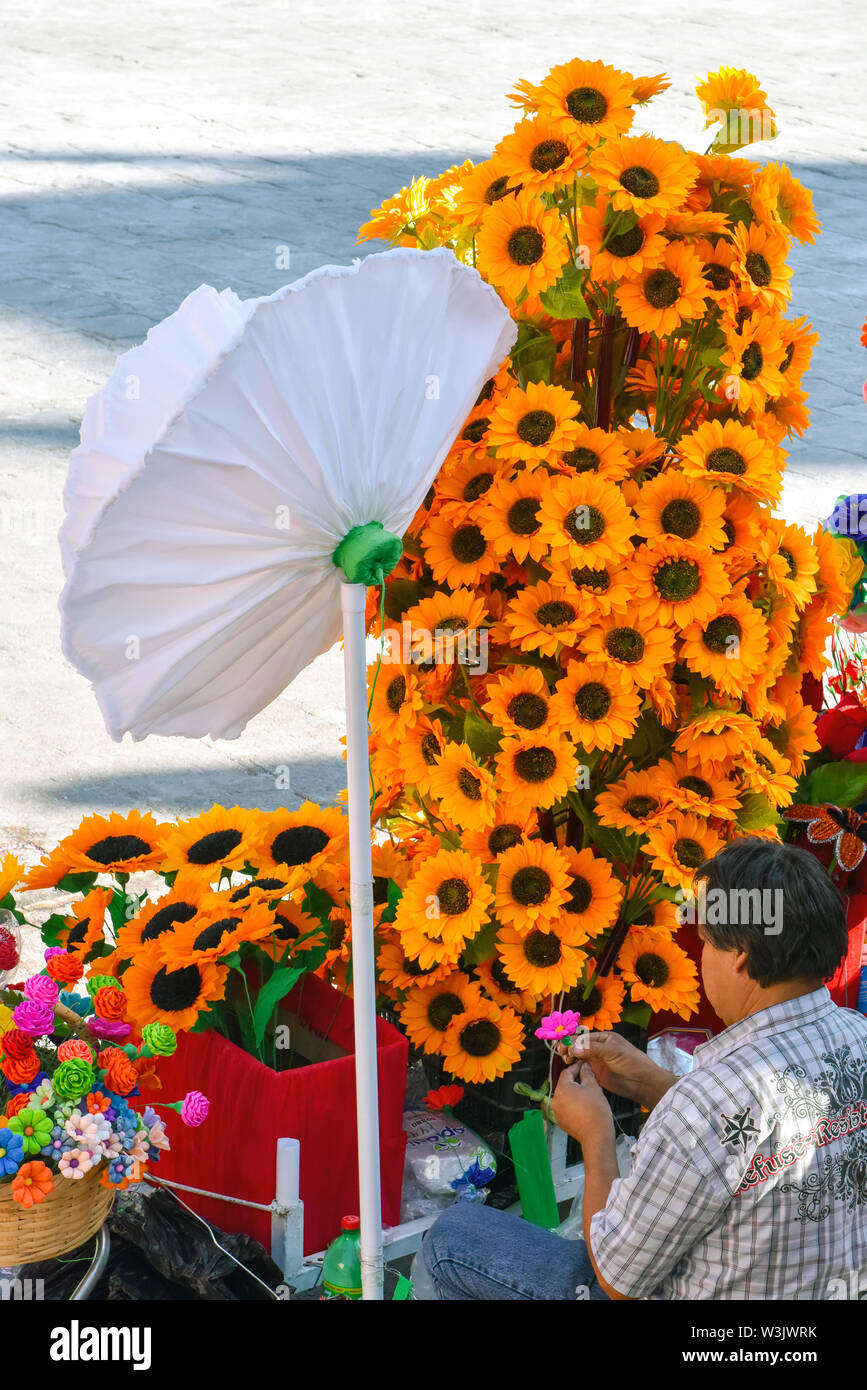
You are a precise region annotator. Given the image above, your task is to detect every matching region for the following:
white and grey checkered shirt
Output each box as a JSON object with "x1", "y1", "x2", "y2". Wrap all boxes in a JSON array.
[{"x1": 590, "y1": 988, "x2": 867, "y2": 1299}]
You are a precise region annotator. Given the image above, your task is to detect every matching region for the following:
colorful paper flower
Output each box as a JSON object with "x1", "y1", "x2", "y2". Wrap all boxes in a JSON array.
[
  {"x1": 11, "y1": 1000, "x2": 54, "y2": 1038},
  {"x1": 8, "y1": 1107, "x2": 53, "y2": 1155},
  {"x1": 52, "y1": 1056, "x2": 96, "y2": 1102},
  {"x1": 424, "y1": 1085, "x2": 466, "y2": 1112},
  {"x1": 141, "y1": 1022, "x2": 177, "y2": 1057},
  {"x1": 535, "y1": 1009, "x2": 582, "y2": 1042},
  {"x1": 11, "y1": 1160, "x2": 54, "y2": 1206},
  {"x1": 22, "y1": 973, "x2": 60, "y2": 1007},
  {"x1": 180, "y1": 1091, "x2": 209, "y2": 1127},
  {"x1": 0, "y1": 1127, "x2": 24, "y2": 1175}
]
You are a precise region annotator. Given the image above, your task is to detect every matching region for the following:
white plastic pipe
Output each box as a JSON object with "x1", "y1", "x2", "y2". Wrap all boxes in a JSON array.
[
  {"x1": 272, "y1": 1137, "x2": 304, "y2": 1278},
  {"x1": 340, "y1": 581, "x2": 384, "y2": 1301}
]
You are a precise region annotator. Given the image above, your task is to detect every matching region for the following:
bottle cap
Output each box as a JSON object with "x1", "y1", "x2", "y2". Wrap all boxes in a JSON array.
[{"x1": 341, "y1": 1214, "x2": 360, "y2": 1231}]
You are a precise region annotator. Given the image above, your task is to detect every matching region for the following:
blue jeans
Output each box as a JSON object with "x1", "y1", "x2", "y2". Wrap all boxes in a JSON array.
[{"x1": 421, "y1": 1202, "x2": 610, "y2": 1301}]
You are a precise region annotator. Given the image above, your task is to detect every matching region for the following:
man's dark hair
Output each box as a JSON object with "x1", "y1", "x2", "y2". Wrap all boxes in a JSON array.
[{"x1": 694, "y1": 837, "x2": 848, "y2": 988}]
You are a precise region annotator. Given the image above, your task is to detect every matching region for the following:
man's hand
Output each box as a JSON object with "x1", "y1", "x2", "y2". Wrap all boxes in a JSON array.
[
  {"x1": 557, "y1": 1031, "x2": 677, "y2": 1112},
  {"x1": 550, "y1": 1060, "x2": 615, "y2": 1146}
]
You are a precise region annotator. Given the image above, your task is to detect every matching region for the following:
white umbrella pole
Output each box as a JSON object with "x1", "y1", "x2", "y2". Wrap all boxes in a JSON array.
[{"x1": 340, "y1": 580, "x2": 384, "y2": 1301}]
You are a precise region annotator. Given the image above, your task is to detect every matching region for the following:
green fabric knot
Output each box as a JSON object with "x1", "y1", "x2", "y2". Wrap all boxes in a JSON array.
[{"x1": 332, "y1": 521, "x2": 403, "y2": 587}]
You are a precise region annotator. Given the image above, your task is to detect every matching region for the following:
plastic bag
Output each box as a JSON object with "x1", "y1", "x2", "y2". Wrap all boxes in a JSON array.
[{"x1": 400, "y1": 1109, "x2": 496, "y2": 1221}]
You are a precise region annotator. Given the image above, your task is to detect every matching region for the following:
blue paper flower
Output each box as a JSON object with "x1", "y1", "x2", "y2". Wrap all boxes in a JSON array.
[
  {"x1": 450, "y1": 1160, "x2": 496, "y2": 1195},
  {"x1": 59, "y1": 990, "x2": 93, "y2": 1018},
  {"x1": 0, "y1": 1127, "x2": 25, "y2": 1176},
  {"x1": 40, "y1": 1125, "x2": 72, "y2": 1162}
]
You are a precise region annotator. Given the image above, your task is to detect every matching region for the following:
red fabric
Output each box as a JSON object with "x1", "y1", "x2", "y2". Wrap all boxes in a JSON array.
[{"x1": 153, "y1": 973, "x2": 408, "y2": 1255}]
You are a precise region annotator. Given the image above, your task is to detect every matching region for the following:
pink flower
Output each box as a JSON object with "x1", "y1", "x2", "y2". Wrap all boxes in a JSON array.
[
  {"x1": 59, "y1": 1147, "x2": 94, "y2": 1180},
  {"x1": 23, "y1": 974, "x2": 60, "y2": 1006},
  {"x1": 180, "y1": 1091, "x2": 209, "y2": 1127},
  {"x1": 147, "y1": 1119, "x2": 170, "y2": 1152},
  {"x1": 87, "y1": 1015, "x2": 132, "y2": 1042},
  {"x1": 128, "y1": 1134, "x2": 149, "y2": 1163},
  {"x1": 12, "y1": 999, "x2": 54, "y2": 1038},
  {"x1": 44, "y1": 947, "x2": 65, "y2": 961},
  {"x1": 65, "y1": 1111, "x2": 110, "y2": 1152},
  {"x1": 535, "y1": 1009, "x2": 582, "y2": 1043}
]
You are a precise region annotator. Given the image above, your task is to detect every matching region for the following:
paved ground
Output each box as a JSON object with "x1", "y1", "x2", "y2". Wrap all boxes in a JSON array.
[{"x1": 1, "y1": 0, "x2": 866, "y2": 867}]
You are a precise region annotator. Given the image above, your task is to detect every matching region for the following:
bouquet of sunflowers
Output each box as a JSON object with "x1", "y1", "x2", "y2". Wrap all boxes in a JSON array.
[{"x1": 352, "y1": 59, "x2": 862, "y2": 1087}]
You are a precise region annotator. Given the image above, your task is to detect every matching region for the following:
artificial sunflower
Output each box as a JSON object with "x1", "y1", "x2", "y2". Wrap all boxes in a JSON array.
[
  {"x1": 762, "y1": 519, "x2": 819, "y2": 611},
  {"x1": 549, "y1": 557, "x2": 633, "y2": 618},
  {"x1": 122, "y1": 941, "x2": 228, "y2": 1033},
  {"x1": 394, "y1": 849, "x2": 494, "y2": 964},
  {"x1": 739, "y1": 738, "x2": 798, "y2": 809},
  {"x1": 421, "y1": 509, "x2": 500, "y2": 589},
  {"x1": 158, "y1": 806, "x2": 267, "y2": 883},
  {"x1": 550, "y1": 661, "x2": 641, "y2": 753},
  {"x1": 694, "y1": 236, "x2": 738, "y2": 305},
  {"x1": 732, "y1": 221, "x2": 792, "y2": 309},
  {"x1": 762, "y1": 688, "x2": 821, "y2": 778},
  {"x1": 777, "y1": 315, "x2": 819, "y2": 390},
  {"x1": 533, "y1": 58, "x2": 637, "y2": 144},
  {"x1": 752, "y1": 163, "x2": 821, "y2": 244},
  {"x1": 643, "y1": 813, "x2": 726, "y2": 890},
  {"x1": 559, "y1": 845, "x2": 621, "y2": 942},
  {"x1": 553, "y1": 425, "x2": 633, "y2": 482},
  {"x1": 631, "y1": 537, "x2": 733, "y2": 630},
  {"x1": 590, "y1": 134, "x2": 698, "y2": 217},
  {"x1": 461, "y1": 810, "x2": 537, "y2": 863},
  {"x1": 579, "y1": 195, "x2": 666, "y2": 284},
  {"x1": 654, "y1": 752, "x2": 741, "y2": 820},
  {"x1": 594, "y1": 770, "x2": 672, "y2": 834},
  {"x1": 480, "y1": 472, "x2": 549, "y2": 564},
  {"x1": 495, "y1": 116, "x2": 587, "y2": 193},
  {"x1": 494, "y1": 734, "x2": 578, "y2": 812},
  {"x1": 695, "y1": 66, "x2": 777, "y2": 151},
  {"x1": 679, "y1": 591, "x2": 769, "y2": 695},
  {"x1": 616, "y1": 240, "x2": 708, "y2": 336},
  {"x1": 426, "y1": 743, "x2": 497, "y2": 832},
  {"x1": 720, "y1": 310, "x2": 786, "y2": 414},
  {"x1": 0, "y1": 854, "x2": 22, "y2": 903},
  {"x1": 368, "y1": 659, "x2": 425, "y2": 743},
  {"x1": 673, "y1": 708, "x2": 762, "y2": 773},
  {"x1": 495, "y1": 921, "x2": 586, "y2": 996},
  {"x1": 403, "y1": 587, "x2": 489, "y2": 659},
  {"x1": 451, "y1": 157, "x2": 517, "y2": 229},
  {"x1": 399, "y1": 973, "x2": 483, "y2": 1055},
  {"x1": 440, "y1": 998, "x2": 525, "y2": 1084},
  {"x1": 62, "y1": 810, "x2": 168, "y2": 876},
  {"x1": 562, "y1": 963, "x2": 624, "y2": 1032},
  {"x1": 538, "y1": 472, "x2": 634, "y2": 567},
  {"x1": 473, "y1": 957, "x2": 541, "y2": 1014},
  {"x1": 631, "y1": 471, "x2": 727, "y2": 550},
  {"x1": 617, "y1": 927, "x2": 700, "y2": 1018},
  {"x1": 401, "y1": 717, "x2": 447, "y2": 796},
  {"x1": 58, "y1": 887, "x2": 113, "y2": 958},
  {"x1": 501, "y1": 581, "x2": 585, "y2": 657},
  {"x1": 487, "y1": 380, "x2": 580, "y2": 468},
  {"x1": 377, "y1": 935, "x2": 454, "y2": 995},
  {"x1": 494, "y1": 839, "x2": 571, "y2": 933},
  {"x1": 437, "y1": 453, "x2": 504, "y2": 512},
  {"x1": 257, "y1": 803, "x2": 349, "y2": 878},
  {"x1": 475, "y1": 188, "x2": 570, "y2": 302},
  {"x1": 581, "y1": 608, "x2": 676, "y2": 688}
]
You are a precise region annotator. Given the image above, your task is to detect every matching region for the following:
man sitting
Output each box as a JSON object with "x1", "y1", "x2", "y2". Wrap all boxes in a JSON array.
[{"x1": 421, "y1": 837, "x2": 867, "y2": 1299}]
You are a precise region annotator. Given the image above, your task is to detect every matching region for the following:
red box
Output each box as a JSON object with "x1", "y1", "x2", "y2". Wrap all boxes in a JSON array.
[{"x1": 153, "y1": 972, "x2": 408, "y2": 1256}]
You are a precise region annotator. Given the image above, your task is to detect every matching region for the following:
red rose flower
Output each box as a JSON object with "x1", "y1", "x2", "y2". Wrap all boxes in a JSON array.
[
  {"x1": 4, "y1": 1092, "x2": 32, "y2": 1118},
  {"x1": 45, "y1": 952, "x2": 84, "y2": 986},
  {"x1": 57, "y1": 1038, "x2": 95, "y2": 1064},
  {"x1": 1, "y1": 1027, "x2": 36, "y2": 1061},
  {"x1": 2, "y1": 1052, "x2": 40, "y2": 1086},
  {"x1": 97, "y1": 1045, "x2": 127, "y2": 1070},
  {"x1": 816, "y1": 693, "x2": 867, "y2": 759}
]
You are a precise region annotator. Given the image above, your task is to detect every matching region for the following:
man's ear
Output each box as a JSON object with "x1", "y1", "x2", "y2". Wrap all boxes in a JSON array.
[{"x1": 731, "y1": 947, "x2": 751, "y2": 977}]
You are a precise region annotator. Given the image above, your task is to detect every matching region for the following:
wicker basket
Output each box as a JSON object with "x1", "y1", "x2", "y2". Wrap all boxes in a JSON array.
[{"x1": 0, "y1": 1161, "x2": 114, "y2": 1265}]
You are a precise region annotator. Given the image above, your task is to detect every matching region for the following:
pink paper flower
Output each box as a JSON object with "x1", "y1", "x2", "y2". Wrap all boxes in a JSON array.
[
  {"x1": 87, "y1": 1015, "x2": 132, "y2": 1042},
  {"x1": 12, "y1": 999, "x2": 54, "y2": 1038},
  {"x1": 23, "y1": 974, "x2": 60, "y2": 1006},
  {"x1": 535, "y1": 1009, "x2": 582, "y2": 1043},
  {"x1": 146, "y1": 1119, "x2": 170, "y2": 1152},
  {"x1": 180, "y1": 1091, "x2": 209, "y2": 1127},
  {"x1": 58, "y1": 1147, "x2": 94, "y2": 1180},
  {"x1": 44, "y1": 947, "x2": 65, "y2": 961}
]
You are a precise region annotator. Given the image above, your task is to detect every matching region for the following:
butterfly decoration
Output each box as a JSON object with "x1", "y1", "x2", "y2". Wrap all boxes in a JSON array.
[{"x1": 783, "y1": 803, "x2": 867, "y2": 872}]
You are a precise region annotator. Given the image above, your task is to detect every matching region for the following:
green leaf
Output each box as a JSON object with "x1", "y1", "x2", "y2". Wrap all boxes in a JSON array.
[
  {"x1": 736, "y1": 792, "x2": 780, "y2": 831},
  {"x1": 57, "y1": 871, "x2": 98, "y2": 894},
  {"x1": 384, "y1": 578, "x2": 422, "y2": 622},
  {"x1": 539, "y1": 263, "x2": 591, "y2": 321},
  {"x1": 379, "y1": 877, "x2": 403, "y2": 926},
  {"x1": 804, "y1": 760, "x2": 867, "y2": 807},
  {"x1": 463, "y1": 709, "x2": 502, "y2": 760},
  {"x1": 107, "y1": 891, "x2": 129, "y2": 935},
  {"x1": 302, "y1": 881, "x2": 336, "y2": 927},
  {"x1": 511, "y1": 325, "x2": 557, "y2": 387},
  {"x1": 462, "y1": 918, "x2": 500, "y2": 967},
  {"x1": 621, "y1": 1001, "x2": 652, "y2": 1029},
  {"x1": 39, "y1": 913, "x2": 69, "y2": 949},
  {"x1": 252, "y1": 964, "x2": 308, "y2": 1047}
]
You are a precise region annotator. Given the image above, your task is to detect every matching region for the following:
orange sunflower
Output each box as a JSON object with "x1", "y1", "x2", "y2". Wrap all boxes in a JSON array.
[
  {"x1": 441, "y1": 998, "x2": 525, "y2": 1084},
  {"x1": 595, "y1": 770, "x2": 672, "y2": 834},
  {"x1": 426, "y1": 743, "x2": 497, "y2": 832},
  {"x1": 257, "y1": 803, "x2": 349, "y2": 878},
  {"x1": 643, "y1": 814, "x2": 726, "y2": 890},
  {"x1": 617, "y1": 927, "x2": 700, "y2": 1018},
  {"x1": 589, "y1": 134, "x2": 698, "y2": 217},
  {"x1": 495, "y1": 116, "x2": 588, "y2": 193},
  {"x1": 473, "y1": 957, "x2": 541, "y2": 1014},
  {"x1": 495, "y1": 734, "x2": 578, "y2": 812},
  {"x1": 550, "y1": 661, "x2": 641, "y2": 753},
  {"x1": 476, "y1": 188, "x2": 570, "y2": 301},
  {"x1": 631, "y1": 537, "x2": 730, "y2": 630},
  {"x1": 616, "y1": 241, "x2": 708, "y2": 336},
  {"x1": 732, "y1": 221, "x2": 792, "y2": 309},
  {"x1": 61, "y1": 811, "x2": 168, "y2": 877},
  {"x1": 553, "y1": 425, "x2": 633, "y2": 482},
  {"x1": 495, "y1": 921, "x2": 586, "y2": 996},
  {"x1": 494, "y1": 839, "x2": 571, "y2": 933},
  {"x1": 122, "y1": 941, "x2": 228, "y2": 1033},
  {"x1": 538, "y1": 472, "x2": 634, "y2": 567},
  {"x1": 673, "y1": 708, "x2": 762, "y2": 773},
  {"x1": 58, "y1": 887, "x2": 113, "y2": 958},
  {"x1": 549, "y1": 557, "x2": 633, "y2": 618},
  {"x1": 461, "y1": 809, "x2": 538, "y2": 864},
  {"x1": 581, "y1": 608, "x2": 676, "y2": 688},
  {"x1": 487, "y1": 380, "x2": 580, "y2": 468},
  {"x1": 399, "y1": 973, "x2": 483, "y2": 1055},
  {"x1": 654, "y1": 752, "x2": 741, "y2": 821},
  {"x1": 394, "y1": 849, "x2": 493, "y2": 967},
  {"x1": 579, "y1": 195, "x2": 666, "y2": 284},
  {"x1": 421, "y1": 510, "x2": 500, "y2": 589},
  {"x1": 500, "y1": 581, "x2": 585, "y2": 657},
  {"x1": 721, "y1": 310, "x2": 787, "y2": 414},
  {"x1": 679, "y1": 592, "x2": 769, "y2": 695},
  {"x1": 377, "y1": 935, "x2": 455, "y2": 996},
  {"x1": 559, "y1": 845, "x2": 621, "y2": 943},
  {"x1": 480, "y1": 472, "x2": 549, "y2": 564},
  {"x1": 562, "y1": 964, "x2": 624, "y2": 1032},
  {"x1": 631, "y1": 471, "x2": 727, "y2": 551},
  {"x1": 401, "y1": 717, "x2": 447, "y2": 796},
  {"x1": 762, "y1": 520, "x2": 819, "y2": 612},
  {"x1": 451, "y1": 157, "x2": 517, "y2": 229},
  {"x1": 533, "y1": 58, "x2": 636, "y2": 144},
  {"x1": 158, "y1": 806, "x2": 268, "y2": 884},
  {"x1": 368, "y1": 658, "x2": 425, "y2": 743},
  {"x1": 482, "y1": 665, "x2": 560, "y2": 738}
]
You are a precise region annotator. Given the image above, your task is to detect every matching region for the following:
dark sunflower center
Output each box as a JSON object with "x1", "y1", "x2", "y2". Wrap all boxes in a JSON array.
[
  {"x1": 149, "y1": 963, "x2": 203, "y2": 1012},
  {"x1": 566, "y1": 86, "x2": 608, "y2": 124},
  {"x1": 230, "y1": 877, "x2": 286, "y2": 902},
  {"x1": 437, "y1": 877, "x2": 471, "y2": 915},
  {"x1": 507, "y1": 496, "x2": 541, "y2": 535},
  {"x1": 330, "y1": 919, "x2": 347, "y2": 951},
  {"x1": 513, "y1": 746, "x2": 557, "y2": 783},
  {"x1": 661, "y1": 498, "x2": 701, "y2": 539},
  {"x1": 517, "y1": 409, "x2": 557, "y2": 447},
  {"x1": 186, "y1": 828, "x2": 243, "y2": 866},
  {"x1": 575, "y1": 984, "x2": 602, "y2": 1016},
  {"x1": 531, "y1": 138, "x2": 570, "y2": 173},
  {"x1": 457, "y1": 768, "x2": 482, "y2": 802},
  {"x1": 463, "y1": 471, "x2": 494, "y2": 502},
  {"x1": 720, "y1": 519, "x2": 737, "y2": 549},
  {"x1": 563, "y1": 447, "x2": 601, "y2": 475},
  {"x1": 452, "y1": 524, "x2": 487, "y2": 564},
  {"x1": 755, "y1": 752, "x2": 774, "y2": 773},
  {"x1": 270, "y1": 825, "x2": 330, "y2": 867},
  {"x1": 507, "y1": 692, "x2": 549, "y2": 730},
  {"x1": 402, "y1": 955, "x2": 426, "y2": 977},
  {"x1": 741, "y1": 342, "x2": 763, "y2": 380},
  {"x1": 476, "y1": 378, "x2": 495, "y2": 405},
  {"x1": 607, "y1": 224, "x2": 645, "y2": 258},
  {"x1": 644, "y1": 269, "x2": 681, "y2": 309},
  {"x1": 780, "y1": 342, "x2": 795, "y2": 374},
  {"x1": 459, "y1": 1018, "x2": 502, "y2": 1057},
  {"x1": 462, "y1": 417, "x2": 489, "y2": 444},
  {"x1": 85, "y1": 834, "x2": 152, "y2": 865},
  {"x1": 565, "y1": 504, "x2": 605, "y2": 544},
  {"x1": 273, "y1": 914, "x2": 300, "y2": 941},
  {"x1": 536, "y1": 599, "x2": 577, "y2": 629},
  {"x1": 703, "y1": 614, "x2": 742, "y2": 654},
  {"x1": 372, "y1": 875, "x2": 389, "y2": 906},
  {"x1": 385, "y1": 675, "x2": 407, "y2": 714},
  {"x1": 679, "y1": 775, "x2": 713, "y2": 799},
  {"x1": 142, "y1": 901, "x2": 197, "y2": 941},
  {"x1": 745, "y1": 250, "x2": 772, "y2": 287},
  {"x1": 427, "y1": 992, "x2": 465, "y2": 1032},
  {"x1": 67, "y1": 919, "x2": 90, "y2": 946},
  {"x1": 570, "y1": 565, "x2": 610, "y2": 593},
  {"x1": 523, "y1": 929, "x2": 562, "y2": 967},
  {"x1": 489, "y1": 824, "x2": 522, "y2": 855},
  {"x1": 193, "y1": 917, "x2": 241, "y2": 952},
  {"x1": 421, "y1": 732, "x2": 442, "y2": 765},
  {"x1": 484, "y1": 176, "x2": 511, "y2": 204},
  {"x1": 565, "y1": 875, "x2": 592, "y2": 914},
  {"x1": 707, "y1": 447, "x2": 747, "y2": 477},
  {"x1": 653, "y1": 557, "x2": 701, "y2": 602},
  {"x1": 778, "y1": 546, "x2": 797, "y2": 578},
  {"x1": 620, "y1": 165, "x2": 660, "y2": 199},
  {"x1": 490, "y1": 957, "x2": 519, "y2": 992},
  {"x1": 674, "y1": 837, "x2": 705, "y2": 869},
  {"x1": 623, "y1": 795, "x2": 659, "y2": 820},
  {"x1": 507, "y1": 226, "x2": 545, "y2": 266},
  {"x1": 605, "y1": 625, "x2": 645, "y2": 664},
  {"x1": 635, "y1": 952, "x2": 670, "y2": 987},
  {"x1": 511, "y1": 865, "x2": 552, "y2": 906},
  {"x1": 575, "y1": 681, "x2": 612, "y2": 721},
  {"x1": 703, "y1": 261, "x2": 732, "y2": 291}
]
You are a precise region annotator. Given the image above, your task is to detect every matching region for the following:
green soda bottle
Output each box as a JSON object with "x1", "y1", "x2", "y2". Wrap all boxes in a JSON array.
[{"x1": 322, "y1": 1215, "x2": 362, "y2": 1299}]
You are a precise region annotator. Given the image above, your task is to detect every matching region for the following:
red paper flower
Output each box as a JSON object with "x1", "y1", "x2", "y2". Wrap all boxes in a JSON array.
[
  {"x1": 1, "y1": 1027, "x2": 36, "y2": 1062},
  {"x1": 45, "y1": 952, "x2": 84, "y2": 986},
  {"x1": 93, "y1": 986, "x2": 127, "y2": 1022},
  {"x1": 4, "y1": 1092, "x2": 32, "y2": 1118},
  {"x1": 816, "y1": 693, "x2": 867, "y2": 759},
  {"x1": 105, "y1": 1054, "x2": 139, "y2": 1097},
  {"x1": 0, "y1": 925, "x2": 19, "y2": 973},
  {"x1": 424, "y1": 1084, "x2": 465, "y2": 1111},
  {"x1": 57, "y1": 1038, "x2": 95, "y2": 1064}
]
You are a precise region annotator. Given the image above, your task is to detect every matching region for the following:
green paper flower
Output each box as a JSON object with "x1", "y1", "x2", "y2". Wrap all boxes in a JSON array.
[
  {"x1": 142, "y1": 1022, "x2": 177, "y2": 1057},
  {"x1": 9, "y1": 1106, "x2": 53, "y2": 1155},
  {"x1": 86, "y1": 974, "x2": 121, "y2": 998},
  {"x1": 52, "y1": 1057, "x2": 95, "y2": 1102}
]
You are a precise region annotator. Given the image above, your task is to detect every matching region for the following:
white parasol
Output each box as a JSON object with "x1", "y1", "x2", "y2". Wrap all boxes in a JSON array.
[{"x1": 60, "y1": 246, "x2": 516, "y2": 1299}]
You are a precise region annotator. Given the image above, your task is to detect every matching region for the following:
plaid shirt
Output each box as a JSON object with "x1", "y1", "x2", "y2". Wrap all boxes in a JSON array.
[{"x1": 589, "y1": 988, "x2": 867, "y2": 1299}]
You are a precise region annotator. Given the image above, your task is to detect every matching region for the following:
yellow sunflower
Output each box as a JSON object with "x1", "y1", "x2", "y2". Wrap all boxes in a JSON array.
[
  {"x1": 740, "y1": 738, "x2": 797, "y2": 809},
  {"x1": 559, "y1": 845, "x2": 621, "y2": 943},
  {"x1": 402, "y1": 717, "x2": 447, "y2": 796},
  {"x1": 437, "y1": 453, "x2": 505, "y2": 512},
  {"x1": 487, "y1": 380, "x2": 580, "y2": 467},
  {"x1": 473, "y1": 957, "x2": 541, "y2": 1014},
  {"x1": 421, "y1": 509, "x2": 500, "y2": 589},
  {"x1": 258, "y1": 803, "x2": 349, "y2": 877},
  {"x1": 676, "y1": 418, "x2": 781, "y2": 506},
  {"x1": 732, "y1": 221, "x2": 792, "y2": 309},
  {"x1": 476, "y1": 188, "x2": 570, "y2": 301},
  {"x1": 695, "y1": 67, "x2": 777, "y2": 151},
  {"x1": 534, "y1": 58, "x2": 636, "y2": 143},
  {"x1": 495, "y1": 116, "x2": 588, "y2": 193},
  {"x1": 494, "y1": 839, "x2": 571, "y2": 933},
  {"x1": 751, "y1": 163, "x2": 821, "y2": 245},
  {"x1": 717, "y1": 491, "x2": 765, "y2": 573},
  {"x1": 59, "y1": 887, "x2": 113, "y2": 958},
  {"x1": 616, "y1": 240, "x2": 708, "y2": 336},
  {"x1": 451, "y1": 157, "x2": 517, "y2": 229},
  {"x1": 0, "y1": 854, "x2": 22, "y2": 903},
  {"x1": 777, "y1": 316, "x2": 819, "y2": 390},
  {"x1": 589, "y1": 134, "x2": 698, "y2": 217},
  {"x1": 721, "y1": 310, "x2": 787, "y2": 413},
  {"x1": 158, "y1": 806, "x2": 268, "y2": 883},
  {"x1": 631, "y1": 537, "x2": 730, "y2": 630},
  {"x1": 494, "y1": 734, "x2": 578, "y2": 812},
  {"x1": 632, "y1": 471, "x2": 727, "y2": 551},
  {"x1": 550, "y1": 661, "x2": 641, "y2": 753},
  {"x1": 538, "y1": 472, "x2": 634, "y2": 567},
  {"x1": 399, "y1": 973, "x2": 483, "y2": 1055},
  {"x1": 673, "y1": 708, "x2": 762, "y2": 774},
  {"x1": 377, "y1": 936, "x2": 455, "y2": 996},
  {"x1": 461, "y1": 810, "x2": 538, "y2": 864},
  {"x1": 548, "y1": 558, "x2": 633, "y2": 618},
  {"x1": 500, "y1": 580, "x2": 585, "y2": 657},
  {"x1": 595, "y1": 770, "x2": 672, "y2": 834},
  {"x1": 693, "y1": 236, "x2": 738, "y2": 305},
  {"x1": 679, "y1": 592, "x2": 769, "y2": 695},
  {"x1": 441, "y1": 998, "x2": 525, "y2": 1084},
  {"x1": 762, "y1": 519, "x2": 819, "y2": 611},
  {"x1": 480, "y1": 472, "x2": 549, "y2": 564},
  {"x1": 426, "y1": 743, "x2": 497, "y2": 832},
  {"x1": 644, "y1": 814, "x2": 726, "y2": 890},
  {"x1": 122, "y1": 941, "x2": 228, "y2": 1033},
  {"x1": 552, "y1": 425, "x2": 632, "y2": 482},
  {"x1": 617, "y1": 927, "x2": 700, "y2": 1018},
  {"x1": 62, "y1": 810, "x2": 168, "y2": 876},
  {"x1": 654, "y1": 753, "x2": 741, "y2": 821},
  {"x1": 762, "y1": 689, "x2": 820, "y2": 779},
  {"x1": 757, "y1": 385, "x2": 811, "y2": 445},
  {"x1": 495, "y1": 923, "x2": 587, "y2": 996},
  {"x1": 368, "y1": 658, "x2": 426, "y2": 745},
  {"x1": 581, "y1": 608, "x2": 676, "y2": 688},
  {"x1": 482, "y1": 665, "x2": 560, "y2": 738},
  {"x1": 578, "y1": 195, "x2": 666, "y2": 284},
  {"x1": 562, "y1": 963, "x2": 624, "y2": 1032},
  {"x1": 403, "y1": 587, "x2": 489, "y2": 660},
  {"x1": 394, "y1": 849, "x2": 494, "y2": 966}
]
